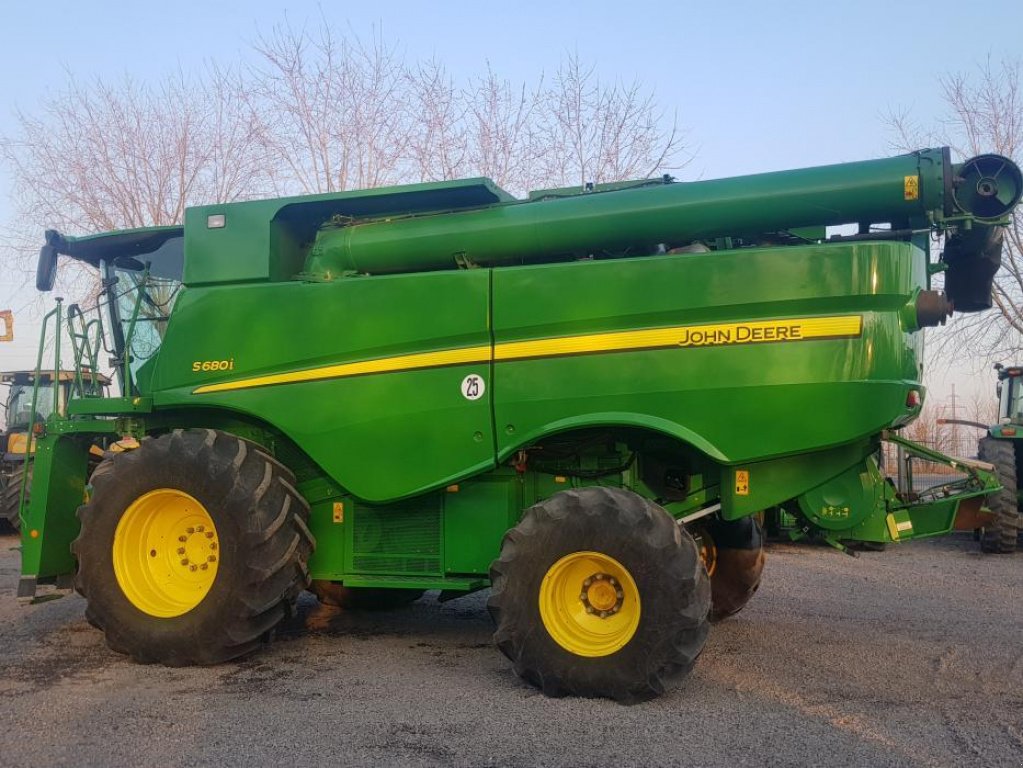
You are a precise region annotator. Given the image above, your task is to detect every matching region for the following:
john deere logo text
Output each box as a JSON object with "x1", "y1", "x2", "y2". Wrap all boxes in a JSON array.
[
  {"x1": 674, "y1": 317, "x2": 861, "y2": 349},
  {"x1": 678, "y1": 324, "x2": 803, "y2": 347}
]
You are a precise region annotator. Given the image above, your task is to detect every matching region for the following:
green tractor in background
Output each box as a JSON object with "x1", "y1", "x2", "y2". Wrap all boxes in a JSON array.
[
  {"x1": 975, "y1": 363, "x2": 1023, "y2": 552},
  {"x1": 1, "y1": 370, "x2": 110, "y2": 531}
]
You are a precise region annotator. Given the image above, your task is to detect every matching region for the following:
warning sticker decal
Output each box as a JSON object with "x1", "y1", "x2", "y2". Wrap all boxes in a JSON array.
[
  {"x1": 735, "y1": 470, "x2": 750, "y2": 496},
  {"x1": 904, "y1": 175, "x2": 919, "y2": 201}
]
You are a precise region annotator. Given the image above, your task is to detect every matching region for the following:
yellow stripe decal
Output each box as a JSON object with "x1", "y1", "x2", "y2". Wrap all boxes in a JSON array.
[
  {"x1": 193, "y1": 345, "x2": 492, "y2": 394},
  {"x1": 193, "y1": 315, "x2": 862, "y2": 394},
  {"x1": 494, "y1": 315, "x2": 862, "y2": 361}
]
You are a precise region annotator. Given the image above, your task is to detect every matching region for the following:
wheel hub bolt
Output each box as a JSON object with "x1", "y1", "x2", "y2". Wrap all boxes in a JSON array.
[
  {"x1": 186, "y1": 527, "x2": 195, "y2": 534},
  {"x1": 205, "y1": 531, "x2": 214, "y2": 539},
  {"x1": 208, "y1": 555, "x2": 216, "y2": 563},
  {"x1": 196, "y1": 525, "x2": 204, "y2": 533},
  {"x1": 190, "y1": 565, "x2": 198, "y2": 572},
  {"x1": 177, "y1": 547, "x2": 185, "y2": 555},
  {"x1": 178, "y1": 535, "x2": 187, "y2": 543},
  {"x1": 180, "y1": 558, "x2": 189, "y2": 566},
  {"x1": 200, "y1": 563, "x2": 208, "y2": 571}
]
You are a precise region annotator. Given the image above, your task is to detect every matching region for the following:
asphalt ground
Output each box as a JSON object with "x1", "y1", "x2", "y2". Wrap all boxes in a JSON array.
[{"x1": 0, "y1": 531, "x2": 1020, "y2": 768}]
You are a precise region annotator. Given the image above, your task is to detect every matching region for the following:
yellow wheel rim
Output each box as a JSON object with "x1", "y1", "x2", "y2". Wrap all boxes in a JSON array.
[
  {"x1": 538, "y1": 551, "x2": 640, "y2": 657},
  {"x1": 113, "y1": 489, "x2": 220, "y2": 618}
]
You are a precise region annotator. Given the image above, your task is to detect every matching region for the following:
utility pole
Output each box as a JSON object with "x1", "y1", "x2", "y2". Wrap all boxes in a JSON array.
[{"x1": 946, "y1": 384, "x2": 960, "y2": 457}]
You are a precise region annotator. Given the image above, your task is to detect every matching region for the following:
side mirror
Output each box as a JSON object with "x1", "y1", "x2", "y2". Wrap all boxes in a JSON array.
[
  {"x1": 36, "y1": 230, "x2": 70, "y2": 292},
  {"x1": 36, "y1": 243, "x2": 58, "y2": 291}
]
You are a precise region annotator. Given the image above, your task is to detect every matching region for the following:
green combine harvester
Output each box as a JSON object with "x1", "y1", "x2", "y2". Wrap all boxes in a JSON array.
[{"x1": 13, "y1": 148, "x2": 1021, "y2": 702}]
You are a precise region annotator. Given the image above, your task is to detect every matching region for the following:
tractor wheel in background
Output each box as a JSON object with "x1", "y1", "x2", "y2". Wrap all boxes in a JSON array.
[
  {"x1": 73, "y1": 428, "x2": 315, "y2": 665},
  {"x1": 978, "y1": 437, "x2": 1018, "y2": 554},
  {"x1": 0, "y1": 465, "x2": 30, "y2": 533},
  {"x1": 698, "y1": 516, "x2": 765, "y2": 622},
  {"x1": 310, "y1": 581, "x2": 425, "y2": 610},
  {"x1": 488, "y1": 487, "x2": 710, "y2": 703}
]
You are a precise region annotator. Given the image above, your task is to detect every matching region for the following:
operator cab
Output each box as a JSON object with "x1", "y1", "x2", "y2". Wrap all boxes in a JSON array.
[{"x1": 35, "y1": 227, "x2": 183, "y2": 395}]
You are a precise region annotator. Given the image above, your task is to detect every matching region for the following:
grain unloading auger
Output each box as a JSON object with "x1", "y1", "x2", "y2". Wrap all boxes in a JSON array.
[{"x1": 17, "y1": 147, "x2": 1022, "y2": 702}]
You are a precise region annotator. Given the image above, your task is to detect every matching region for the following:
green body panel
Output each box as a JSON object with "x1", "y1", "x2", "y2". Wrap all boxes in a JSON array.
[
  {"x1": 491, "y1": 242, "x2": 924, "y2": 465},
  {"x1": 302, "y1": 469, "x2": 523, "y2": 582},
  {"x1": 151, "y1": 270, "x2": 495, "y2": 500},
  {"x1": 17, "y1": 431, "x2": 102, "y2": 586},
  {"x1": 722, "y1": 441, "x2": 876, "y2": 520}
]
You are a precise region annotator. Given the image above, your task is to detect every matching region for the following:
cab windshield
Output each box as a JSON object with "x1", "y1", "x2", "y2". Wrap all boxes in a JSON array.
[{"x1": 105, "y1": 236, "x2": 184, "y2": 393}]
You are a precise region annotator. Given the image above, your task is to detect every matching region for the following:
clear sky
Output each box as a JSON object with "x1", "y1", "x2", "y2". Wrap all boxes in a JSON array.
[{"x1": 1, "y1": 0, "x2": 1021, "y2": 404}]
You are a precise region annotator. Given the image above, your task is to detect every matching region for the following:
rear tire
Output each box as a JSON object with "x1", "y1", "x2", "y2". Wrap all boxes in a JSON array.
[
  {"x1": 0, "y1": 465, "x2": 29, "y2": 533},
  {"x1": 73, "y1": 429, "x2": 315, "y2": 664},
  {"x1": 978, "y1": 437, "x2": 1018, "y2": 554},
  {"x1": 488, "y1": 487, "x2": 710, "y2": 703},
  {"x1": 704, "y1": 516, "x2": 765, "y2": 622}
]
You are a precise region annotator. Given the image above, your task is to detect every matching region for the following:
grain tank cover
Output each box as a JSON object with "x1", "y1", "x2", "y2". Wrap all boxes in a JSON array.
[{"x1": 183, "y1": 178, "x2": 514, "y2": 286}]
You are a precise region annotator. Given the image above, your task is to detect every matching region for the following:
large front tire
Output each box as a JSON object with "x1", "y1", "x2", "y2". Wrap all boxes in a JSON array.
[
  {"x1": 73, "y1": 429, "x2": 315, "y2": 665},
  {"x1": 488, "y1": 487, "x2": 710, "y2": 703},
  {"x1": 978, "y1": 437, "x2": 1018, "y2": 554}
]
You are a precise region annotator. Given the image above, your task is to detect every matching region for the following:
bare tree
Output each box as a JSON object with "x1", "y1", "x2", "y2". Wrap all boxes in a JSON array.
[
  {"x1": 410, "y1": 55, "x2": 683, "y2": 195},
  {"x1": 0, "y1": 65, "x2": 270, "y2": 314},
  {"x1": 406, "y1": 60, "x2": 467, "y2": 183},
  {"x1": 251, "y1": 29, "x2": 683, "y2": 197},
  {"x1": 248, "y1": 22, "x2": 411, "y2": 194},
  {"x1": 2, "y1": 68, "x2": 269, "y2": 234},
  {"x1": 966, "y1": 382, "x2": 999, "y2": 426},
  {"x1": 887, "y1": 58, "x2": 1023, "y2": 362},
  {"x1": 1, "y1": 23, "x2": 688, "y2": 305},
  {"x1": 463, "y1": 66, "x2": 544, "y2": 193},
  {"x1": 537, "y1": 53, "x2": 686, "y2": 189}
]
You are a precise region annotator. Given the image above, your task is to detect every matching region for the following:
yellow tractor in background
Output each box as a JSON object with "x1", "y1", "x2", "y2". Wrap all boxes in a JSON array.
[{"x1": 1, "y1": 369, "x2": 111, "y2": 531}]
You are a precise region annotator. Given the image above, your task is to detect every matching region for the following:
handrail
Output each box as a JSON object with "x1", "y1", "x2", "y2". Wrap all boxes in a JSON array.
[
  {"x1": 67, "y1": 303, "x2": 105, "y2": 399},
  {"x1": 20, "y1": 300, "x2": 62, "y2": 529},
  {"x1": 120, "y1": 266, "x2": 151, "y2": 397}
]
